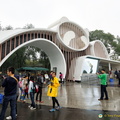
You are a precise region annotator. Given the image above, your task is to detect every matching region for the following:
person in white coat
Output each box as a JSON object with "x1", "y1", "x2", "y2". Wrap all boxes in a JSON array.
[{"x1": 28, "y1": 76, "x2": 36, "y2": 110}]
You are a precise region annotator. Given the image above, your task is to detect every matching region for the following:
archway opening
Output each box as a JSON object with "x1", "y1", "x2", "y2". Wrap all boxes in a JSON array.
[
  {"x1": 0, "y1": 39, "x2": 66, "y2": 78},
  {"x1": 1, "y1": 46, "x2": 50, "y2": 72}
]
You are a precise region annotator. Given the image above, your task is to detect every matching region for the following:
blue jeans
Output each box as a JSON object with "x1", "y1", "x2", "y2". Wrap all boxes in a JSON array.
[
  {"x1": 20, "y1": 88, "x2": 25, "y2": 101},
  {"x1": 0, "y1": 94, "x2": 16, "y2": 120},
  {"x1": 30, "y1": 92, "x2": 35, "y2": 108}
]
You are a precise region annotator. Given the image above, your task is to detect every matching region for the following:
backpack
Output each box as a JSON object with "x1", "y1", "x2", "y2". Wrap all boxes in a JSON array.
[
  {"x1": 31, "y1": 82, "x2": 37, "y2": 93},
  {"x1": 19, "y1": 81, "x2": 22, "y2": 88},
  {"x1": 37, "y1": 76, "x2": 44, "y2": 87}
]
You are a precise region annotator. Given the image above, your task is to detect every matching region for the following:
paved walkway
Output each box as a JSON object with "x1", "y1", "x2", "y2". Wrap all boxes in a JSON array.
[
  {"x1": 1, "y1": 102, "x2": 120, "y2": 120},
  {"x1": 0, "y1": 81, "x2": 120, "y2": 120}
]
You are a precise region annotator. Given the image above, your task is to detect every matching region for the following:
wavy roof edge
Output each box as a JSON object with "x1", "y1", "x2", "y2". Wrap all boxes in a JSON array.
[{"x1": 0, "y1": 28, "x2": 57, "y2": 44}]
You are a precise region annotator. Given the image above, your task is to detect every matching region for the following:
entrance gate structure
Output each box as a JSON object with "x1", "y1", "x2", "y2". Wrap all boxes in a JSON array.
[{"x1": 0, "y1": 17, "x2": 120, "y2": 81}]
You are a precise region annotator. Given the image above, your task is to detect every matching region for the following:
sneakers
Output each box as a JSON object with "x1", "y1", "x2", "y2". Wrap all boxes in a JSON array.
[
  {"x1": 28, "y1": 105, "x2": 31, "y2": 108},
  {"x1": 104, "y1": 98, "x2": 109, "y2": 100},
  {"x1": 6, "y1": 116, "x2": 12, "y2": 120},
  {"x1": 6, "y1": 114, "x2": 17, "y2": 120},
  {"x1": 28, "y1": 105, "x2": 36, "y2": 110},
  {"x1": 49, "y1": 108, "x2": 56, "y2": 112},
  {"x1": 30, "y1": 107, "x2": 36, "y2": 110},
  {"x1": 98, "y1": 99, "x2": 103, "y2": 100},
  {"x1": 39, "y1": 101, "x2": 44, "y2": 103},
  {"x1": 98, "y1": 98, "x2": 109, "y2": 100},
  {"x1": 49, "y1": 106, "x2": 62, "y2": 112},
  {"x1": 56, "y1": 106, "x2": 62, "y2": 111}
]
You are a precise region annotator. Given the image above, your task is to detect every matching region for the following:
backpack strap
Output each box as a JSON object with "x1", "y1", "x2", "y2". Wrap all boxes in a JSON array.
[{"x1": 11, "y1": 76, "x2": 18, "y2": 83}]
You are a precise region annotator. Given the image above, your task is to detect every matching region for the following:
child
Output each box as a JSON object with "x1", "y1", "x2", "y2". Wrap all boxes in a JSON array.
[
  {"x1": 24, "y1": 84, "x2": 29, "y2": 99},
  {"x1": 28, "y1": 76, "x2": 36, "y2": 110},
  {"x1": 47, "y1": 72, "x2": 61, "y2": 112}
]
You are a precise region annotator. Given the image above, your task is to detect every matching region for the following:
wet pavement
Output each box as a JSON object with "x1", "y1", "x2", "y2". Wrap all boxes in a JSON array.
[
  {"x1": 1, "y1": 102, "x2": 120, "y2": 120},
  {"x1": 0, "y1": 81, "x2": 120, "y2": 120}
]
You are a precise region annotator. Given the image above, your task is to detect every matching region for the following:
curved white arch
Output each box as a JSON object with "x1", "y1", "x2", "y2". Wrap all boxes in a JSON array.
[
  {"x1": 89, "y1": 40, "x2": 109, "y2": 59},
  {"x1": 0, "y1": 39, "x2": 66, "y2": 78},
  {"x1": 57, "y1": 21, "x2": 89, "y2": 51},
  {"x1": 0, "y1": 28, "x2": 57, "y2": 44}
]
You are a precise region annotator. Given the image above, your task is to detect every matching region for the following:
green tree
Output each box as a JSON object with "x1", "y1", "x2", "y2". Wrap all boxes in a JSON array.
[
  {"x1": 4, "y1": 25, "x2": 13, "y2": 30},
  {"x1": 1, "y1": 47, "x2": 27, "y2": 73},
  {"x1": 89, "y1": 30, "x2": 115, "y2": 49},
  {"x1": 23, "y1": 24, "x2": 35, "y2": 29},
  {"x1": 89, "y1": 30, "x2": 120, "y2": 60},
  {"x1": 0, "y1": 46, "x2": 50, "y2": 73},
  {"x1": 114, "y1": 36, "x2": 120, "y2": 56},
  {"x1": 39, "y1": 51, "x2": 50, "y2": 68}
]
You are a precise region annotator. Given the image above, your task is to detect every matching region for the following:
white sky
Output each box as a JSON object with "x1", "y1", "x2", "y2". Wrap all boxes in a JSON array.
[{"x1": 0, "y1": 0, "x2": 120, "y2": 36}]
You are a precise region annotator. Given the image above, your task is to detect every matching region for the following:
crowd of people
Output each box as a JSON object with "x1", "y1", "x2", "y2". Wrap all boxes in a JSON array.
[
  {"x1": 1, "y1": 65, "x2": 120, "y2": 120},
  {"x1": 0, "y1": 67, "x2": 63, "y2": 120},
  {"x1": 109, "y1": 69, "x2": 120, "y2": 86},
  {"x1": 114, "y1": 69, "x2": 120, "y2": 86}
]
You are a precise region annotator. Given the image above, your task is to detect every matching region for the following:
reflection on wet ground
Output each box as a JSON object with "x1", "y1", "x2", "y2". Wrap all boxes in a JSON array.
[
  {"x1": 0, "y1": 80, "x2": 120, "y2": 120},
  {"x1": 2, "y1": 102, "x2": 120, "y2": 120},
  {"x1": 41, "y1": 81, "x2": 120, "y2": 111}
]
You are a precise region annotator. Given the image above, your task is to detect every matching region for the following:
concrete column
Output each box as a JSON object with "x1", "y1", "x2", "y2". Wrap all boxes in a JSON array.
[{"x1": 108, "y1": 63, "x2": 111, "y2": 71}]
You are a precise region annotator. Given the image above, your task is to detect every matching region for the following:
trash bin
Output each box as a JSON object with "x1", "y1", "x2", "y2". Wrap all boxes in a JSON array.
[{"x1": 109, "y1": 78, "x2": 114, "y2": 82}]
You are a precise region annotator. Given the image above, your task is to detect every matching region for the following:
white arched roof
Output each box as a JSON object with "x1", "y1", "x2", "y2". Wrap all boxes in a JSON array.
[
  {"x1": 89, "y1": 40, "x2": 109, "y2": 59},
  {"x1": 0, "y1": 28, "x2": 57, "y2": 44},
  {"x1": 0, "y1": 38, "x2": 66, "y2": 78}
]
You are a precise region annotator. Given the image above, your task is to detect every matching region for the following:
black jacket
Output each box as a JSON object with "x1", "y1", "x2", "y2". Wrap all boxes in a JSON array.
[
  {"x1": 2, "y1": 76, "x2": 19, "y2": 96},
  {"x1": 37, "y1": 76, "x2": 44, "y2": 88},
  {"x1": 117, "y1": 72, "x2": 120, "y2": 79}
]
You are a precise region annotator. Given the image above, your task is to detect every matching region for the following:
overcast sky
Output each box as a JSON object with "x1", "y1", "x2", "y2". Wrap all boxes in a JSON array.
[{"x1": 0, "y1": 0, "x2": 120, "y2": 36}]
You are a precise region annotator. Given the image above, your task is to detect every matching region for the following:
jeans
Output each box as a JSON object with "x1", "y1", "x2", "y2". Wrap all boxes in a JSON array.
[
  {"x1": 24, "y1": 92, "x2": 29, "y2": 99},
  {"x1": 36, "y1": 87, "x2": 42, "y2": 101},
  {"x1": 20, "y1": 89, "x2": 25, "y2": 101},
  {"x1": 9, "y1": 95, "x2": 18, "y2": 117},
  {"x1": 30, "y1": 92, "x2": 35, "y2": 108},
  {"x1": 0, "y1": 94, "x2": 16, "y2": 120},
  {"x1": 100, "y1": 85, "x2": 108, "y2": 99},
  {"x1": 119, "y1": 78, "x2": 120, "y2": 85}
]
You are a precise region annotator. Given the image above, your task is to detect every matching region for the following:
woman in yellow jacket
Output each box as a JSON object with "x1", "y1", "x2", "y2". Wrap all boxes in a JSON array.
[{"x1": 47, "y1": 72, "x2": 61, "y2": 112}]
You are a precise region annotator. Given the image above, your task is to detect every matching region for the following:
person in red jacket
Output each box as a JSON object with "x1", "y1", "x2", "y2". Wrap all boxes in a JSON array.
[{"x1": 24, "y1": 84, "x2": 29, "y2": 99}]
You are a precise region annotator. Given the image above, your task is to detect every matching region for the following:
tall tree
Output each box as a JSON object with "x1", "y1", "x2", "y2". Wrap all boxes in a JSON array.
[
  {"x1": 89, "y1": 30, "x2": 115, "y2": 49},
  {"x1": 39, "y1": 51, "x2": 50, "y2": 68},
  {"x1": 0, "y1": 46, "x2": 50, "y2": 73},
  {"x1": 114, "y1": 36, "x2": 120, "y2": 56},
  {"x1": 23, "y1": 24, "x2": 35, "y2": 29},
  {"x1": 4, "y1": 25, "x2": 13, "y2": 30},
  {"x1": 89, "y1": 30, "x2": 120, "y2": 60}
]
